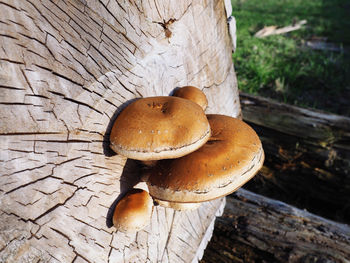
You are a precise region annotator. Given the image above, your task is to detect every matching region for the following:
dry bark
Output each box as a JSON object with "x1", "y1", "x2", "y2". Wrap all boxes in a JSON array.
[
  {"x1": 0, "y1": 0, "x2": 239, "y2": 262},
  {"x1": 201, "y1": 189, "x2": 350, "y2": 263}
]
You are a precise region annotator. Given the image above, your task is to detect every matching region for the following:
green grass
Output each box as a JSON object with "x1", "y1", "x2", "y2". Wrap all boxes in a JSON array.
[{"x1": 232, "y1": 0, "x2": 350, "y2": 115}]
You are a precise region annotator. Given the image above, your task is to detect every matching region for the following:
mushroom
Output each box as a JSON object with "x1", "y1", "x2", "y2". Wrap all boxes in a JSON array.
[
  {"x1": 112, "y1": 189, "x2": 153, "y2": 233},
  {"x1": 146, "y1": 114, "x2": 264, "y2": 203},
  {"x1": 154, "y1": 199, "x2": 201, "y2": 211},
  {"x1": 110, "y1": 96, "x2": 211, "y2": 161},
  {"x1": 173, "y1": 86, "x2": 208, "y2": 111}
]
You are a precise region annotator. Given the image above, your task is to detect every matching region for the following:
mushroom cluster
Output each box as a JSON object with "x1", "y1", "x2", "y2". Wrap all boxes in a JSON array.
[{"x1": 110, "y1": 86, "x2": 264, "y2": 233}]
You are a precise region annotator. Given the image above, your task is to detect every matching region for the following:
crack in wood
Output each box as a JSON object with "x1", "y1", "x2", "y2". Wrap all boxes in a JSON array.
[
  {"x1": 2, "y1": 164, "x2": 46, "y2": 177},
  {"x1": 34, "y1": 63, "x2": 84, "y2": 87},
  {"x1": 16, "y1": 196, "x2": 42, "y2": 207},
  {"x1": 161, "y1": 211, "x2": 176, "y2": 262},
  {"x1": 50, "y1": 227, "x2": 93, "y2": 263},
  {"x1": 186, "y1": 213, "x2": 201, "y2": 239},
  {"x1": 0, "y1": 1, "x2": 20, "y2": 11},
  {"x1": 0, "y1": 85, "x2": 25, "y2": 91},
  {"x1": 33, "y1": 186, "x2": 84, "y2": 223},
  {"x1": 4, "y1": 168, "x2": 54, "y2": 195}
]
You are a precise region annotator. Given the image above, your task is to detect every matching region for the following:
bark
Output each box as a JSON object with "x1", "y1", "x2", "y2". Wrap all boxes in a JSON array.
[
  {"x1": 239, "y1": 93, "x2": 350, "y2": 223},
  {"x1": 0, "y1": 0, "x2": 239, "y2": 262},
  {"x1": 201, "y1": 189, "x2": 350, "y2": 263}
]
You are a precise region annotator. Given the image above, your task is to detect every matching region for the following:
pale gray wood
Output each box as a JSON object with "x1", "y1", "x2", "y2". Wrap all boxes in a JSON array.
[
  {"x1": 240, "y1": 93, "x2": 350, "y2": 146},
  {"x1": 0, "y1": 0, "x2": 239, "y2": 262}
]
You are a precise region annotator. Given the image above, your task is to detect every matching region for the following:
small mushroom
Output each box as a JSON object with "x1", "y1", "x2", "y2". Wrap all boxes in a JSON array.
[
  {"x1": 146, "y1": 114, "x2": 264, "y2": 203},
  {"x1": 110, "y1": 96, "x2": 211, "y2": 161},
  {"x1": 113, "y1": 189, "x2": 153, "y2": 233},
  {"x1": 173, "y1": 86, "x2": 208, "y2": 111}
]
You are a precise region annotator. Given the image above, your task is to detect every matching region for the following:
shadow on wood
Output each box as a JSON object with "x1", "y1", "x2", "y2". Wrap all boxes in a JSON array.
[
  {"x1": 103, "y1": 99, "x2": 139, "y2": 157},
  {"x1": 106, "y1": 159, "x2": 143, "y2": 228}
]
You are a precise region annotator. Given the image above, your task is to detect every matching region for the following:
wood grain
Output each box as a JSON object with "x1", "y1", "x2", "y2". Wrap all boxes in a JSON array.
[{"x1": 0, "y1": 0, "x2": 239, "y2": 262}]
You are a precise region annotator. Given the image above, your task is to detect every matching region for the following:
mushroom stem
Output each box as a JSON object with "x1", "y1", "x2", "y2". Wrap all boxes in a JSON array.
[{"x1": 154, "y1": 199, "x2": 201, "y2": 211}]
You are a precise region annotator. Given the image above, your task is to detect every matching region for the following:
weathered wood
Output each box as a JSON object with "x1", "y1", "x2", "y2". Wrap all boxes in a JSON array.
[
  {"x1": 201, "y1": 189, "x2": 350, "y2": 263},
  {"x1": 240, "y1": 93, "x2": 350, "y2": 149},
  {"x1": 0, "y1": 0, "x2": 240, "y2": 262},
  {"x1": 240, "y1": 92, "x2": 350, "y2": 223}
]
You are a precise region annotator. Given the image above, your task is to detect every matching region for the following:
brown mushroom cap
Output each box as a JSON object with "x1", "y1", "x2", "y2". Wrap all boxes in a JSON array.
[
  {"x1": 147, "y1": 114, "x2": 264, "y2": 203},
  {"x1": 112, "y1": 189, "x2": 153, "y2": 233},
  {"x1": 110, "y1": 96, "x2": 211, "y2": 161},
  {"x1": 173, "y1": 86, "x2": 208, "y2": 110}
]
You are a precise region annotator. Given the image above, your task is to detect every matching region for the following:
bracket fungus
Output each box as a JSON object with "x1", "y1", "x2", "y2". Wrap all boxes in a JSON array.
[
  {"x1": 109, "y1": 95, "x2": 263, "y2": 212},
  {"x1": 112, "y1": 189, "x2": 153, "y2": 233},
  {"x1": 110, "y1": 96, "x2": 210, "y2": 161},
  {"x1": 146, "y1": 114, "x2": 264, "y2": 203},
  {"x1": 173, "y1": 86, "x2": 208, "y2": 111}
]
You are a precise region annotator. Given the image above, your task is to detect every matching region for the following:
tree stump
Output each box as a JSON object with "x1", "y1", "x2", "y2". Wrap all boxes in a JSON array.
[{"x1": 0, "y1": 0, "x2": 239, "y2": 262}]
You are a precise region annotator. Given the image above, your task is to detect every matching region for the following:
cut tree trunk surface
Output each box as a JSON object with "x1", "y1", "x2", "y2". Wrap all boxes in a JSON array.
[
  {"x1": 240, "y1": 92, "x2": 350, "y2": 223},
  {"x1": 201, "y1": 189, "x2": 350, "y2": 263},
  {"x1": 0, "y1": 0, "x2": 239, "y2": 262}
]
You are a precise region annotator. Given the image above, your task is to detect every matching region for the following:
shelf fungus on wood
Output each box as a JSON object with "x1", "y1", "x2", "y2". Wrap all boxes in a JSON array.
[
  {"x1": 146, "y1": 114, "x2": 264, "y2": 204},
  {"x1": 109, "y1": 96, "x2": 210, "y2": 161},
  {"x1": 109, "y1": 95, "x2": 264, "y2": 212},
  {"x1": 112, "y1": 189, "x2": 153, "y2": 233}
]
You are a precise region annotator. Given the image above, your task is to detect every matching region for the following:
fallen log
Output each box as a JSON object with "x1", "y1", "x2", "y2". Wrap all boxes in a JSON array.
[
  {"x1": 201, "y1": 189, "x2": 350, "y2": 263},
  {"x1": 239, "y1": 92, "x2": 350, "y2": 223}
]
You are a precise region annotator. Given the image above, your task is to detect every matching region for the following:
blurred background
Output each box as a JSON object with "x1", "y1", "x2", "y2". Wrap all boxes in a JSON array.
[{"x1": 233, "y1": 0, "x2": 350, "y2": 116}]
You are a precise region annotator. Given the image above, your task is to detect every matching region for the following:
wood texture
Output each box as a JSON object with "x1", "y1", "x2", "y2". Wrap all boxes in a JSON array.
[
  {"x1": 240, "y1": 92, "x2": 350, "y2": 223},
  {"x1": 0, "y1": 0, "x2": 239, "y2": 262},
  {"x1": 201, "y1": 189, "x2": 350, "y2": 263}
]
